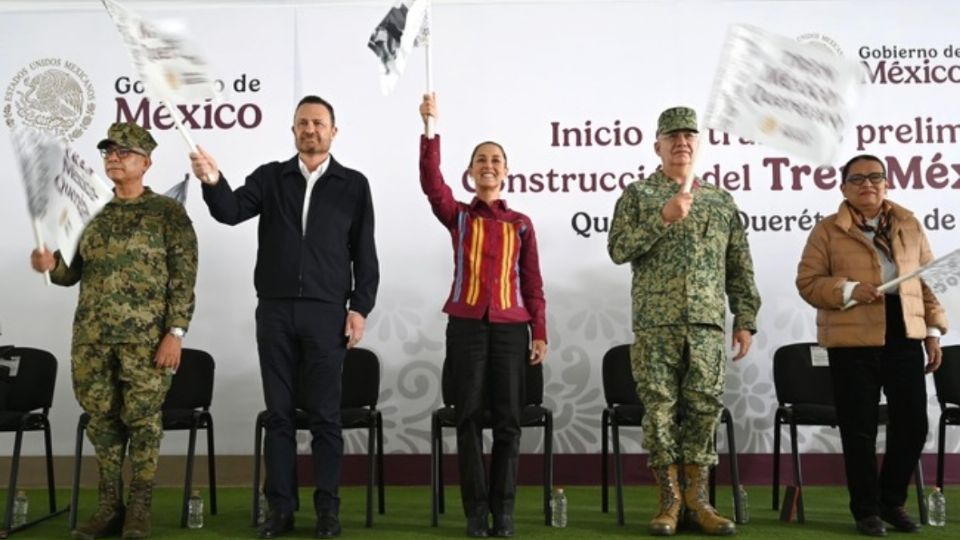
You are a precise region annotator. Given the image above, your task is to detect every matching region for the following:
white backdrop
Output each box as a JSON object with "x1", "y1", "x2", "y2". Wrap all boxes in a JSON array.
[{"x1": 1, "y1": 0, "x2": 959, "y2": 459}]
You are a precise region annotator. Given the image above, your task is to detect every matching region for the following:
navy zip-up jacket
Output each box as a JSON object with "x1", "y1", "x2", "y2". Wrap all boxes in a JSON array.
[{"x1": 201, "y1": 154, "x2": 379, "y2": 316}]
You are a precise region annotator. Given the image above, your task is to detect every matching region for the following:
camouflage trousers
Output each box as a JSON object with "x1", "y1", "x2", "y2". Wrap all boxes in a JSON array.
[
  {"x1": 631, "y1": 325, "x2": 725, "y2": 468},
  {"x1": 72, "y1": 343, "x2": 172, "y2": 482}
]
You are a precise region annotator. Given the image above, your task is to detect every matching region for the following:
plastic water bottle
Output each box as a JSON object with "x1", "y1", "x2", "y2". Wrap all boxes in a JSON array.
[
  {"x1": 550, "y1": 487, "x2": 567, "y2": 527},
  {"x1": 734, "y1": 484, "x2": 750, "y2": 523},
  {"x1": 928, "y1": 487, "x2": 946, "y2": 527},
  {"x1": 187, "y1": 489, "x2": 204, "y2": 529},
  {"x1": 12, "y1": 490, "x2": 29, "y2": 527},
  {"x1": 257, "y1": 490, "x2": 268, "y2": 525}
]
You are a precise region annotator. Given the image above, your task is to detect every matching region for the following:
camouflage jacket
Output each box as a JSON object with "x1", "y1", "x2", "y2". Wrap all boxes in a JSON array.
[
  {"x1": 608, "y1": 171, "x2": 760, "y2": 332},
  {"x1": 50, "y1": 187, "x2": 198, "y2": 345}
]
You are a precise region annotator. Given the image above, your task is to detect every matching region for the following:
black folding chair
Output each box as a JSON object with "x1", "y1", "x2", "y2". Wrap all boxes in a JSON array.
[
  {"x1": 771, "y1": 342, "x2": 926, "y2": 523},
  {"x1": 0, "y1": 346, "x2": 67, "y2": 535},
  {"x1": 251, "y1": 347, "x2": 385, "y2": 527},
  {"x1": 69, "y1": 348, "x2": 217, "y2": 529},
  {"x1": 934, "y1": 345, "x2": 960, "y2": 490},
  {"x1": 430, "y1": 357, "x2": 554, "y2": 527},
  {"x1": 598, "y1": 344, "x2": 743, "y2": 525}
]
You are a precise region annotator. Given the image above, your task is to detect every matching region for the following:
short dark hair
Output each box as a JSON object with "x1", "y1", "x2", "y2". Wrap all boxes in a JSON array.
[
  {"x1": 295, "y1": 95, "x2": 336, "y2": 126},
  {"x1": 840, "y1": 154, "x2": 885, "y2": 183},
  {"x1": 469, "y1": 140, "x2": 508, "y2": 167}
]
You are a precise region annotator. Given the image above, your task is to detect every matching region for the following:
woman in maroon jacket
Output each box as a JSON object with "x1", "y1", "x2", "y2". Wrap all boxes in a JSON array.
[{"x1": 419, "y1": 93, "x2": 548, "y2": 538}]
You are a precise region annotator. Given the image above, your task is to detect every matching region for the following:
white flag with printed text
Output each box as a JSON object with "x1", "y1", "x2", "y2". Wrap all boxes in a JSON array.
[
  {"x1": 101, "y1": 0, "x2": 219, "y2": 107},
  {"x1": 703, "y1": 24, "x2": 864, "y2": 164},
  {"x1": 919, "y1": 249, "x2": 960, "y2": 331},
  {"x1": 11, "y1": 127, "x2": 113, "y2": 265}
]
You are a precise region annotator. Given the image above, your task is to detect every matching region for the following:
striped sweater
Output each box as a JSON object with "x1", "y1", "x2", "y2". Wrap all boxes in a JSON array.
[{"x1": 419, "y1": 135, "x2": 547, "y2": 341}]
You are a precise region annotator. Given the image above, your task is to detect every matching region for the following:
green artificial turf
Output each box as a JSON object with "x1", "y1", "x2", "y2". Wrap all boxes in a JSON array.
[{"x1": 2, "y1": 485, "x2": 957, "y2": 539}]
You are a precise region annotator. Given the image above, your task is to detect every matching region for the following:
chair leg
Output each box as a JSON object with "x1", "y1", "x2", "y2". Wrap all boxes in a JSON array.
[
  {"x1": 544, "y1": 413, "x2": 554, "y2": 526},
  {"x1": 789, "y1": 420, "x2": 805, "y2": 523},
  {"x1": 724, "y1": 410, "x2": 743, "y2": 524},
  {"x1": 43, "y1": 418, "x2": 57, "y2": 513},
  {"x1": 365, "y1": 419, "x2": 375, "y2": 527},
  {"x1": 430, "y1": 413, "x2": 440, "y2": 527},
  {"x1": 4, "y1": 429, "x2": 25, "y2": 530},
  {"x1": 612, "y1": 420, "x2": 625, "y2": 526},
  {"x1": 915, "y1": 461, "x2": 928, "y2": 526},
  {"x1": 376, "y1": 411, "x2": 385, "y2": 515},
  {"x1": 181, "y1": 424, "x2": 199, "y2": 528},
  {"x1": 937, "y1": 417, "x2": 946, "y2": 491},
  {"x1": 205, "y1": 417, "x2": 218, "y2": 515},
  {"x1": 772, "y1": 414, "x2": 782, "y2": 510},
  {"x1": 69, "y1": 415, "x2": 88, "y2": 530},
  {"x1": 252, "y1": 413, "x2": 265, "y2": 528},
  {"x1": 601, "y1": 409, "x2": 609, "y2": 513}
]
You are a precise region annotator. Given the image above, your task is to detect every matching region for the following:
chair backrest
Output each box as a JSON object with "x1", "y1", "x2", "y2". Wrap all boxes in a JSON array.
[
  {"x1": 441, "y1": 354, "x2": 544, "y2": 407},
  {"x1": 162, "y1": 348, "x2": 215, "y2": 411},
  {"x1": 341, "y1": 347, "x2": 380, "y2": 408},
  {"x1": 772, "y1": 342, "x2": 834, "y2": 407},
  {"x1": 0, "y1": 363, "x2": 11, "y2": 409},
  {"x1": 0, "y1": 347, "x2": 57, "y2": 413},
  {"x1": 934, "y1": 345, "x2": 960, "y2": 407},
  {"x1": 601, "y1": 344, "x2": 642, "y2": 406}
]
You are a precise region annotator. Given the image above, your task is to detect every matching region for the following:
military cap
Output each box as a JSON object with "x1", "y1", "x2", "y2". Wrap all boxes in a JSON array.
[
  {"x1": 656, "y1": 106, "x2": 699, "y2": 136},
  {"x1": 96, "y1": 122, "x2": 157, "y2": 155}
]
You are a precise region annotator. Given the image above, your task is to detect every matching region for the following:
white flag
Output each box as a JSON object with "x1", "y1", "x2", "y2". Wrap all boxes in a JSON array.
[
  {"x1": 367, "y1": 0, "x2": 429, "y2": 95},
  {"x1": 101, "y1": 0, "x2": 218, "y2": 107},
  {"x1": 918, "y1": 249, "x2": 960, "y2": 329},
  {"x1": 11, "y1": 128, "x2": 113, "y2": 265},
  {"x1": 703, "y1": 24, "x2": 864, "y2": 165}
]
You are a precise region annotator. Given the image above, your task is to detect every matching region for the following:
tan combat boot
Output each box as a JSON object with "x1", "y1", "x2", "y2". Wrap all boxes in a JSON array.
[
  {"x1": 72, "y1": 478, "x2": 124, "y2": 540},
  {"x1": 682, "y1": 464, "x2": 735, "y2": 536},
  {"x1": 650, "y1": 465, "x2": 683, "y2": 536},
  {"x1": 122, "y1": 480, "x2": 154, "y2": 539}
]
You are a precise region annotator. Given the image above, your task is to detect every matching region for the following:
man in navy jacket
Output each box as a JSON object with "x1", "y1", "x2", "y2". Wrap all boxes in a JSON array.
[{"x1": 190, "y1": 95, "x2": 379, "y2": 539}]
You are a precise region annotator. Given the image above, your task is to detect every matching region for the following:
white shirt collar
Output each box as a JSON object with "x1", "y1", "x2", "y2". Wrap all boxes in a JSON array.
[{"x1": 299, "y1": 156, "x2": 330, "y2": 181}]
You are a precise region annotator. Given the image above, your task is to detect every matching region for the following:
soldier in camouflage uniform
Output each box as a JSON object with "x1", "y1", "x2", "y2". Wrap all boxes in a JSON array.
[
  {"x1": 30, "y1": 122, "x2": 198, "y2": 540},
  {"x1": 608, "y1": 107, "x2": 760, "y2": 536}
]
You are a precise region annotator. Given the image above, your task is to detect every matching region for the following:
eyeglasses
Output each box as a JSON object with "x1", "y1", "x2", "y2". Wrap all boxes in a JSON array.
[
  {"x1": 845, "y1": 173, "x2": 886, "y2": 186},
  {"x1": 99, "y1": 146, "x2": 145, "y2": 159}
]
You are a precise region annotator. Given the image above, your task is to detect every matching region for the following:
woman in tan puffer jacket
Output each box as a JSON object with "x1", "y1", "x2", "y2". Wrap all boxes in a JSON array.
[{"x1": 796, "y1": 154, "x2": 947, "y2": 537}]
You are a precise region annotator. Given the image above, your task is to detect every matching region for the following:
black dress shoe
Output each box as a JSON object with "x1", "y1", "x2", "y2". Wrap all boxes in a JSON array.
[
  {"x1": 880, "y1": 506, "x2": 920, "y2": 532},
  {"x1": 466, "y1": 514, "x2": 489, "y2": 538},
  {"x1": 856, "y1": 515, "x2": 888, "y2": 537},
  {"x1": 315, "y1": 511, "x2": 341, "y2": 538},
  {"x1": 489, "y1": 514, "x2": 514, "y2": 538},
  {"x1": 257, "y1": 511, "x2": 294, "y2": 539}
]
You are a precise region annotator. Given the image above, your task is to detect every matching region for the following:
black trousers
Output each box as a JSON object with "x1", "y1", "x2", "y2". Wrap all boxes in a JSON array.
[
  {"x1": 446, "y1": 316, "x2": 529, "y2": 519},
  {"x1": 257, "y1": 299, "x2": 347, "y2": 515},
  {"x1": 828, "y1": 294, "x2": 928, "y2": 520}
]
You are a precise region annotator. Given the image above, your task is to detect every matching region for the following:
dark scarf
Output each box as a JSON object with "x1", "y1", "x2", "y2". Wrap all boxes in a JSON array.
[{"x1": 847, "y1": 201, "x2": 893, "y2": 261}]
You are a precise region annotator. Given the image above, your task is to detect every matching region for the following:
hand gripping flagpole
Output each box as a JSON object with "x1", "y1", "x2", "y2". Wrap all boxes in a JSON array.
[
  {"x1": 425, "y1": 0, "x2": 435, "y2": 139},
  {"x1": 163, "y1": 95, "x2": 216, "y2": 184},
  {"x1": 842, "y1": 248, "x2": 960, "y2": 310},
  {"x1": 32, "y1": 219, "x2": 51, "y2": 286}
]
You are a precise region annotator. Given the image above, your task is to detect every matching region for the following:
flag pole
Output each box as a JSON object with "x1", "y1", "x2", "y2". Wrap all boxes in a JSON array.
[
  {"x1": 164, "y1": 98, "x2": 216, "y2": 184},
  {"x1": 32, "y1": 218, "x2": 51, "y2": 286},
  {"x1": 840, "y1": 248, "x2": 960, "y2": 309},
  {"x1": 425, "y1": 0, "x2": 435, "y2": 139}
]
